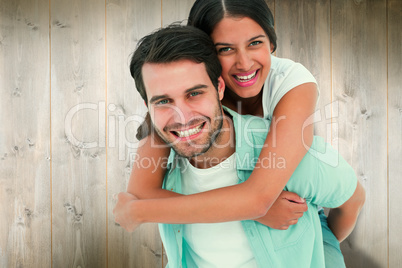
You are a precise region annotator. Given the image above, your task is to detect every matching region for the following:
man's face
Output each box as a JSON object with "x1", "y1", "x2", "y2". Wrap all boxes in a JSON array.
[{"x1": 142, "y1": 59, "x2": 225, "y2": 158}]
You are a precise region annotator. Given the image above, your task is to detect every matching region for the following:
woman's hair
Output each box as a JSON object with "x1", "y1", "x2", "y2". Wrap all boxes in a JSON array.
[{"x1": 188, "y1": 0, "x2": 277, "y2": 52}]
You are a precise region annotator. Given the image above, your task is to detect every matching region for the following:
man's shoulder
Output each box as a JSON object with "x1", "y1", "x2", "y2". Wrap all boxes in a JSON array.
[{"x1": 223, "y1": 107, "x2": 269, "y2": 169}]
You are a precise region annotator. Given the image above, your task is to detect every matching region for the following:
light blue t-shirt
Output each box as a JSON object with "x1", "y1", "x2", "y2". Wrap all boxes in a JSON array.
[
  {"x1": 159, "y1": 107, "x2": 357, "y2": 268},
  {"x1": 263, "y1": 55, "x2": 318, "y2": 120}
]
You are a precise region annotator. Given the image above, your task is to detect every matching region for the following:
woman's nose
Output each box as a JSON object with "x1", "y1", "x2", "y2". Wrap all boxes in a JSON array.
[{"x1": 235, "y1": 51, "x2": 253, "y2": 71}]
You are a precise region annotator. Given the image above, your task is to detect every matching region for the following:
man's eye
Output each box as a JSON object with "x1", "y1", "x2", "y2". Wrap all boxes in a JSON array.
[
  {"x1": 156, "y1": 99, "x2": 169, "y2": 105},
  {"x1": 189, "y1": 92, "x2": 201, "y2": 97}
]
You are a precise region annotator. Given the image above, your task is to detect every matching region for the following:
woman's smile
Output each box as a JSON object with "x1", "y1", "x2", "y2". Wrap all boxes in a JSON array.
[
  {"x1": 211, "y1": 16, "x2": 274, "y2": 98},
  {"x1": 233, "y1": 69, "x2": 260, "y2": 87}
]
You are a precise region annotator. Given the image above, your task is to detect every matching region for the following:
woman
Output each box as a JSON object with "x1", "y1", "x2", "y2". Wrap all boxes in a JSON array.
[{"x1": 119, "y1": 0, "x2": 347, "y2": 266}]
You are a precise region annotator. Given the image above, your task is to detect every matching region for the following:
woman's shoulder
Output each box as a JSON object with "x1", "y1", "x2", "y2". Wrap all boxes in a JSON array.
[
  {"x1": 262, "y1": 55, "x2": 318, "y2": 118},
  {"x1": 267, "y1": 55, "x2": 316, "y2": 87},
  {"x1": 270, "y1": 55, "x2": 308, "y2": 77}
]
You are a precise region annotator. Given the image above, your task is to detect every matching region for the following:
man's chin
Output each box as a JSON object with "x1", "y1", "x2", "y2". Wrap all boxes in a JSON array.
[{"x1": 172, "y1": 146, "x2": 209, "y2": 159}]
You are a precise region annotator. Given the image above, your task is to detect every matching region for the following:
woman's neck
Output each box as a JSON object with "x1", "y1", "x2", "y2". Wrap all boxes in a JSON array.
[{"x1": 222, "y1": 87, "x2": 264, "y2": 117}]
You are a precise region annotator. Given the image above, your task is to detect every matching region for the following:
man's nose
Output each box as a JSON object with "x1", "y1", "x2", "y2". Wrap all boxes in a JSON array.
[{"x1": 171, "y1": 102, "x2": 195, "y2": 125}]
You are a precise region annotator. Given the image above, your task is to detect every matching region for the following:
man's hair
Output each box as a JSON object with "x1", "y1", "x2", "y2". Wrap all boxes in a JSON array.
[
  {"x1": 188, "y1": 0, "x2": 277, "y2": 52},
  {"x1": 130, "y1": 24, "x2": 222, "y2": 104}
]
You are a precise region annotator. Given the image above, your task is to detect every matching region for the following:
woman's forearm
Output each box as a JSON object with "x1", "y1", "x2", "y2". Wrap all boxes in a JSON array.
[
  {"x1": 133, "y1": 179, "x2": 274, "y2": 224},
  {"x1": 128, "y1": 85, "x2": 317, "y2": 224},
  {"x1": 127, "y1": 129, "x2": 170, "y2": 199}
]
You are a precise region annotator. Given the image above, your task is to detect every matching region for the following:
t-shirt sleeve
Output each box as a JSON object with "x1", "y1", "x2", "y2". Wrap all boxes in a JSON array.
[
  {"x1": 285, "y1": 136, "x2": 357, "y2": 208},
  {"x1": 306, "y1": 136, "x2": 357, "y2": 208},
  {"x1": 263, "y1": 56, "x2": 318, "y2": 119}
]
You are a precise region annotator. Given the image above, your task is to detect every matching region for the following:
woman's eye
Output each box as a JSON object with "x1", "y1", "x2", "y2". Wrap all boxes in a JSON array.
[
  {"x1": 218, "y1": 47, "x2": 233, "y2": 53},
  {"x1": 250, "y1": 41, "x2": 262, "y2": 46}
]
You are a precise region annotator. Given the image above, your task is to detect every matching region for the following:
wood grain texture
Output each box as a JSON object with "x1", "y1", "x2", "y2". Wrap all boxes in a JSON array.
[
  {"x1": 274, "y1": 0, "x2": 332, "y2": 140},
  {"x1": 0, "y1": 0, "x2": 51, "y2": 267},
  {"x1": 331, "y1": 0, "x2": 388, "y2": 267},
  {"x1": 162, "y1": 0, "x2": 195, "y2": 26},
  {"x1": 106, "y1": 0, "x2": 164, "y2": 267},
  {"x1": 388, "y1": 0, "x2": 402, "y2": 267},
  {"x1": 0, "y1": 1, "x2": 400, "y2": 267},
  {"x1": 50, "y1": 0, "x2": 107, "y2": 266}
]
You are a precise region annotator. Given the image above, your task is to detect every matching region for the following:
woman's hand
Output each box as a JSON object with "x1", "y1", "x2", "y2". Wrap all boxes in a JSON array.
[
  {"x1": 113, "y1": 192, "x2": 141, "y2": 233},
  {"x1": 256, "y1": 191, "x2": 307, "y2": 230}
]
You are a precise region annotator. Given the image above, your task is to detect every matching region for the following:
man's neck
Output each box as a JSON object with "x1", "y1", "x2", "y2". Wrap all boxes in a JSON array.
[{"x1": 189, "y1": 112, "x2": 235, "y2": 169}]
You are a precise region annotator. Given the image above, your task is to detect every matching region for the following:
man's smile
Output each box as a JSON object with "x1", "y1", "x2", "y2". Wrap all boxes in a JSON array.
[{"x1": 171, "y1": 122, "x2": 206, "y2": 138}]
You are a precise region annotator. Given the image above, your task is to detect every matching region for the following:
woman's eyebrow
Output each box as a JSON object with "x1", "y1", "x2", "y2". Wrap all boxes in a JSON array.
[
  {"x1": 214, "y1": 42, "x2": 232, "y2": 47},
  {"x1": 214, "y1": 35, "x2": 267, "y2": 46},
  {"x1": 248, "y1": 35, "x2": 266, "y2": 42}
]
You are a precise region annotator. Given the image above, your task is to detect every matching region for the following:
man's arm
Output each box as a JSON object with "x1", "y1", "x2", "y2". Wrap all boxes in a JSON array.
[{"x1": 327, "y1": 181, "x2": 365, "y2": 242}]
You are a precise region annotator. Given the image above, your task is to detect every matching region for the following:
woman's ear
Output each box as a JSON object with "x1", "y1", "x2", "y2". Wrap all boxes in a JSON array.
[{"x1": 217, "y1": 76, "x2": 225, "y2": 100}]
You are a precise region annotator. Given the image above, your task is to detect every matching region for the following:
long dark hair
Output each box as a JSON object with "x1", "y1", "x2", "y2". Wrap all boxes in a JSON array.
[{"x1": 188, "y1": 0, "x2": 277, "y2": 52}]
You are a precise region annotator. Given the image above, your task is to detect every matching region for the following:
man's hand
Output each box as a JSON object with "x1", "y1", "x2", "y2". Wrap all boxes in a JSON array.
[
  {"x1": 113, "y1": 192, "x2": 140, "y2": 233},
  {"x1": 256, "y1": 191, "x2": 307, "y2": 230}
]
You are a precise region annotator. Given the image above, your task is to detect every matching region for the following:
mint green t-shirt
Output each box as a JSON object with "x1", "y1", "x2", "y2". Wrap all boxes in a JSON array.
[{"x1": 159, "y1": 107, "x2": 357, "y2": 268}]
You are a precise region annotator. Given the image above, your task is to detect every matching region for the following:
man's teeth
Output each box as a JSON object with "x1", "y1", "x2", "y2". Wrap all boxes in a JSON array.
[
  {"x1": 235, "y1": 71, "x2": 257, "y2": 82},
  {"x1": 175, "y1": 124, "x2": 203, "y2": 138}
]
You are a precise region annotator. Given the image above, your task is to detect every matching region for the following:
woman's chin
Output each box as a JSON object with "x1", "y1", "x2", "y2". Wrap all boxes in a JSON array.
[{"x1": 230, "y1": 87, "x2": 261, "y2": 99}]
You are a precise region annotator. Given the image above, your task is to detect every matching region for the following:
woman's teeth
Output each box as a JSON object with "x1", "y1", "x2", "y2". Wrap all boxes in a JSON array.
[
  {"x1": 235, "y1": 71, "x2": 257, "y2": 82},
  {"x1": 175, "y1": 124, "x2": 203, "y2": 138}
]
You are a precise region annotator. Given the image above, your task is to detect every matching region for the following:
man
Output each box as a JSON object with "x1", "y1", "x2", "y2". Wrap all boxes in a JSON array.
[{"x1": 113, "y1": 25, "x2": 365, "y2": 267}]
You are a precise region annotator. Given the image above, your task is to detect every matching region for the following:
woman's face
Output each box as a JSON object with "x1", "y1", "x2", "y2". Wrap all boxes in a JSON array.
[{"x1": 211, "y1": 16, "x2": 273, "y2": 98}]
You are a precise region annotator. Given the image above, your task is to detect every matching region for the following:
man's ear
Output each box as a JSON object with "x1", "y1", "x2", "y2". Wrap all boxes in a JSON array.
[
  {"x1": 270, "y1": 42, "x2": 274, "y2": 53},
  {"x1": 217, "y1": 76, "x2": 225, "y2": 101}
]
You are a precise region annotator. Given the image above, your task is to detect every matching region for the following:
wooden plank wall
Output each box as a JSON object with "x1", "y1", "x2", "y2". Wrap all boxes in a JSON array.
[
  {"x1": 0, "y1": 0, "x2": 400, "y2": 267},
  {"x1": 388, "y1": 1, "x2": 402, "y2": 267},
  {"x1": 106, "y1": 0, "x2": 163, "y2": 267},
  {"x1": 0, "y1": 0, "x2": 51, "y2": 267}
]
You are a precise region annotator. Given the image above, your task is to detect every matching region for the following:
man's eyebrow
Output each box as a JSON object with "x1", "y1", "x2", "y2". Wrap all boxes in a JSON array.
[
  {"x1": 149, "y1": 94, "x2": 169, "y2": 104},
  {"x1": 214, "y1": 34, "x2": 267, "y2": 46},
  {"x1": 184, "y1": 84, "x2": 208, "y2": 94},
  {"x1": 148, "y1": 85, "x2": 208, "y2": 104}
]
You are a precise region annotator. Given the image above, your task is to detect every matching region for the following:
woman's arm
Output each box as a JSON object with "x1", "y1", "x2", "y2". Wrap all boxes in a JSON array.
[
  {"x1": 127, "y1": 131, "x2": 172, "y2": 199},
  {"x1": 256, "y1": 191, "x2": 307, "y2": 229},
  {"x1": 115, "y1": 84, "x2": 317, "y2": 226},
  {"x1": 118, "y1": 115, "x2": 308, "y2": 230}
]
